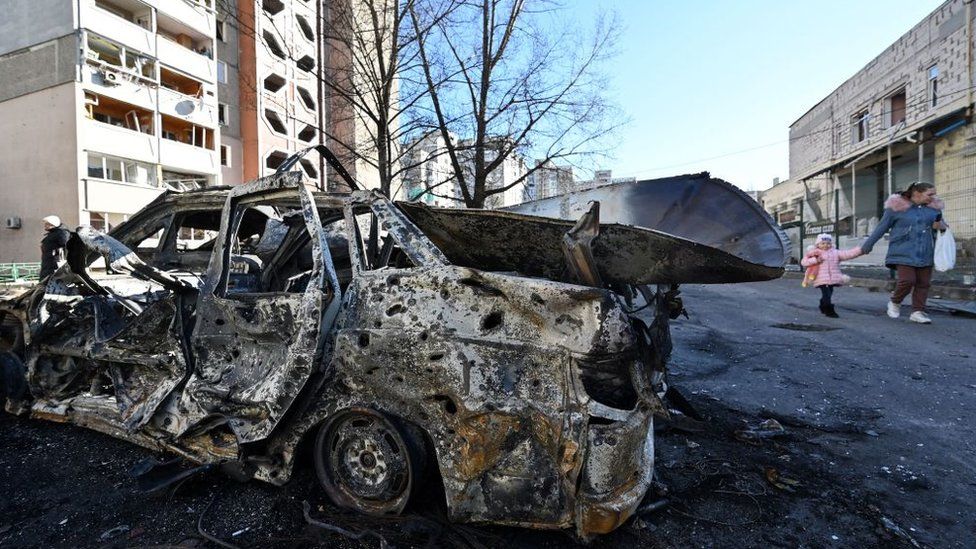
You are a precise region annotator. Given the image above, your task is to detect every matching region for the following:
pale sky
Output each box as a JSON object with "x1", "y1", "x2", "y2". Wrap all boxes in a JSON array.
[{"x1": 566, "y1": 0, "x2": 946, "y2": 191}]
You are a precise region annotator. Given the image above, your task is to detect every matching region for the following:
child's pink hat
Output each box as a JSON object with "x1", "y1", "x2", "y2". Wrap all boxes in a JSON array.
[{"x1": 815, "y1": 233, "x2": 833, "y2": 244}]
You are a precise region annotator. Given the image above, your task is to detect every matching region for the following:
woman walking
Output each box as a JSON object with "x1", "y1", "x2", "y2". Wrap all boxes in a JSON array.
[{"x1": 861, "y1": 182, "x2": 947, "y2": 324}]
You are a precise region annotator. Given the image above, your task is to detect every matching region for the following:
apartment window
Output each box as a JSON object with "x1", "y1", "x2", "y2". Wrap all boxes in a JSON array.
[
  {"x1": 86, "y1": 34, "x2": 156, "y2": 79},
  {"x1": 851, "y1": 110, "x2": 869, "y2": 144},
  {"x1": 296, "y1": 14, "x2": 315, "y2": 41},
  {"x1": 216, "y1": 19, "x2": 226, "y2": 42},
  {"x1": 297, "y1": 85, "x2": 315, "y2": 110},
  {"x1": 300, "y1": 158, "x2": 317, "y2": 179},
  {"x1": 88, "y1": 212, "x2": 128, "y2": 232},
  {"x1": 161, "y1": 114, "x2": 215, "y2": 149},
  {"x1": 296, "y1": 55, "x2": 315, "y2": 73},
  {"x1": 220, "y1": 144, "x2": 231, "y2": 167},
  {"x1": 262, "y1": 0, "x2": 285, "y2": 15},
  {"x1": 888, "y1": 89, "x2": 906, "y2": 127},
  {"x1": 928, "y1": 65, "x2": 939, "y2": 107},
  {"x1": 217, "y1": 60, "x2": 228, "y2": 84},
  {"x1": 160, "y1": 66, "x2": 204, "y2": 96},
  {"x1": 265, "y1": 150, "x2": 288, "y2": 171},
  {"x1": 297, "y1": 124, "x2": 316, "y2": 142},
  {"x1": 264, "y1": 30, "x2": 287, "y2": 60},
  {"x1": 264, "y1": 109, "x2": 288, "y2": 135},
  {"x1": 90, "y1": 212, "x2": 109, "y2": 232},
  {"x1": 263, "y1": 73, "x2": 286, "y2": 93},
  {"x1": 87, "y1": 153, "x2": 157, "y2": 186},
  {"x1": 218, "y1": 103, "x2": 228, "y2": 125}
]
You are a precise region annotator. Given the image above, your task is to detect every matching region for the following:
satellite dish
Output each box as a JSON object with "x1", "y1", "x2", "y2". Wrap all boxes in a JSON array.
[{"x1": 176, "y1": 100, "x2": 196, "y2": 115}]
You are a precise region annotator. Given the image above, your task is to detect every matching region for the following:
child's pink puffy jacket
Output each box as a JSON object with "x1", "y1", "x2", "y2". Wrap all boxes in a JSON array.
[{"x1": 800, "y1": 247, "x2": 862, "y2": 286}]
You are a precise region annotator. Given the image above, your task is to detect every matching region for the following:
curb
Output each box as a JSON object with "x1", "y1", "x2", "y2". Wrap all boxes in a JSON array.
[{"x1": 781, "y1": 271, "x2": 976, "y2": 301}]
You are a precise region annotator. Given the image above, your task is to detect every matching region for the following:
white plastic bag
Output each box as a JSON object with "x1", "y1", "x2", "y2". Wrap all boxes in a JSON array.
[{"x1": 934, "y1": 228, "x2": 956, "y2": 272}]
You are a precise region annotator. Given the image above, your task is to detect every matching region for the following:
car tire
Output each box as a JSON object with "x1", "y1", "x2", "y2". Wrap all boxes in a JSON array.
[
  {"x1": 0, "y1": 351, "x2": 30, "y2": 415},
  {"x1": 313, "y1": 408, "x2": 426, "y2": 515}
]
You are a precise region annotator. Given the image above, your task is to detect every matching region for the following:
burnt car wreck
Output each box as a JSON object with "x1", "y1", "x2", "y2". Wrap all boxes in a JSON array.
[{"x1": 0, "y1": 157, "x2": 788, "y2": 537}]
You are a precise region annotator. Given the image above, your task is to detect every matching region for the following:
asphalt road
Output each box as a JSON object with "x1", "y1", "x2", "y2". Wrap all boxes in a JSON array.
[
  {"x1": 665, "y1": 278, "x2": 976, "y2": 547},
  {"x1": 0, "y1": 277, "x2": 972, "y2": 548}
]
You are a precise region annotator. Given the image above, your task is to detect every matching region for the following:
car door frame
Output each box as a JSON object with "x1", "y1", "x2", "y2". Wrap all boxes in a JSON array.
[{"x1": 185, "y1": 172, "x2": 341, "y2": 443}]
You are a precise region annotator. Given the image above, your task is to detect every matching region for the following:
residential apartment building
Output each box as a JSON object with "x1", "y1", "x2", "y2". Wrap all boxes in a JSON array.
[
  {"x1": 401, "y1": 132, "x2": 460, "y2": 207},
  {"x1": 401, "y1": 134, "x2": 529, "y2": 208},
  {"x1": 0, "y1": 0, "x2": 220, "y2": 264},
  {"x1": 215, "y1": 0, "x2": 327, "y2": 190},
  {"x1": 573, "y1": 169, "x2": 636, "y2": 194},
  {"x1": 770, "y1": 0, "x2": 975, "y2": 265},
  {"x1": 525, "y1": 160, "x2": 575, "y2": 201},
  {"x1": 460, "y1": 139, "x2": 528, "y2": 209}
]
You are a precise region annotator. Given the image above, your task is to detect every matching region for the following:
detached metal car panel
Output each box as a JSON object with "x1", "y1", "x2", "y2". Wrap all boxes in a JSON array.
[{"x1": 0, "y1": 170, "x2": 785, "y2": 537}]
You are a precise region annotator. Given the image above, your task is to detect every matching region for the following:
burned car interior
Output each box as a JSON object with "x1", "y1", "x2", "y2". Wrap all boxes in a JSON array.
[{"x1": 0, "y1": 150, "x2": 788, "y2": 538}]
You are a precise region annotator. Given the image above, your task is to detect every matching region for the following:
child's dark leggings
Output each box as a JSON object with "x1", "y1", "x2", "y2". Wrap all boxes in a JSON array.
[{"x1": 819, "y1": 284, "x2": 837, "y2": 306}]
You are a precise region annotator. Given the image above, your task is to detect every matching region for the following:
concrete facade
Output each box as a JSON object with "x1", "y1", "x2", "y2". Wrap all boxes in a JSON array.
[
  {"x1": 0, "y1": 83, "x2": 81, "y2": 262},
  {"x1": 0, "y1": 0, "x2": 220, "y2": 264},
  {"x1": 218, "y1": 0, "x2": 347, "y2": 191},
  {"x1": 789, "y1": 0, "x2": 972, "y2": 183},
  {"x1": 767, "y1": 0, "x2": 976, "y2": 266},
  {"x1": 216, "y1": 2, "x2": 243, "y2": 185},
  {"x1": 214, "y1": 0, "x2": 386, "y2": 192}
]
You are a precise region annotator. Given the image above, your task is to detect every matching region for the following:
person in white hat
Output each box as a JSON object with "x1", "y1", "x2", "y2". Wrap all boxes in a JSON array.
[
  {"x1": 39, "y1": 215, "x2": 70, "y2": 279},
  {"x1": 799, "y1": 233, "x2": 863, "y2": 318}
]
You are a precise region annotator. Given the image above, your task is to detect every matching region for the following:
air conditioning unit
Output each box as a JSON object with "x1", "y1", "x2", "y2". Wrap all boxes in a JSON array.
[
  {"x1": 102, "y1": 71, "x2": 120, "y2": 86},
  {"x1": 6, "y1": 217, "x2": 22, "y2": 229}
]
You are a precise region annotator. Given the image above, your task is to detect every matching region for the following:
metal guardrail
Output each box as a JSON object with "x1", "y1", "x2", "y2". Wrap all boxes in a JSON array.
[{"x1": 0, "y1": 263, "x2": 41, "y2": 283}]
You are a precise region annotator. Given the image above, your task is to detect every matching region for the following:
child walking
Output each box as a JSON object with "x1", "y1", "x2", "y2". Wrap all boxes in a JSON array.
[{"x1": 800, "y1": 234, "x2": 863, "y2": 318}]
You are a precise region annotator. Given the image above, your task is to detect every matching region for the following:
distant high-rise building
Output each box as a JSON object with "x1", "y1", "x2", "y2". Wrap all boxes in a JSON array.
[
  {"x1": 402, "y1": 135, "x2": 529, "y2": 208},
  {"x1": 456, "y1": 138, "x2": 527, "y2": 208},
  {"x1": 402, "y1": 132, "x2": 460, "y2": 207},
  {"x1": 573, "y1": 169, "x2": 636, "y2": 194},
  {"x1": 525, "y1": 160, "x2": 574, "y2": 201}
]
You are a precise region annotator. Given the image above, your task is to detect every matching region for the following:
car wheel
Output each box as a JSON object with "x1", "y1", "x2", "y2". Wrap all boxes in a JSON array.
[
  {"x1": 0, "y1": 351, "x2": 30, "y2": 415},
  {"x1": 314, "y1": 408, "x2": 425, "y2": 515}
]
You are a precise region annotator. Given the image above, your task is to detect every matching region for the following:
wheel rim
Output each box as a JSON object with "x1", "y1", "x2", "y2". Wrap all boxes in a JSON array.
[{"x1": 316, "y1": 410, "x2": 414, "y2": 514}]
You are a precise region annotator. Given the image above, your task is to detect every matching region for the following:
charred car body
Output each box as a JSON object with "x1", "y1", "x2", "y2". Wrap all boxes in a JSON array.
[{"x1": 0, "y1": 164, "x2": 787, "y2": 537}]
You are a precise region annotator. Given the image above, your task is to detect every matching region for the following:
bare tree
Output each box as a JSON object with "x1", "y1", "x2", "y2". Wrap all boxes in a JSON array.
[
  {"x1": 322, "y1": 0, "x2": 428, "y2": 195},
  {"x1": 408, "y1": 0, "x2": 622, "y2": 208}
]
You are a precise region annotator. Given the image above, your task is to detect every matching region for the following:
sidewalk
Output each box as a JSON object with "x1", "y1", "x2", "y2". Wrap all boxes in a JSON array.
[{"x1": 783, "y1": 264, "x2": 976, "y2": 301}]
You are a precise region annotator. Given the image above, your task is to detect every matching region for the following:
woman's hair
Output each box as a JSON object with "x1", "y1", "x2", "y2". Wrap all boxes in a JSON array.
[{"x1": 899, "y1": 181, "x2": 934, "y2": 199}]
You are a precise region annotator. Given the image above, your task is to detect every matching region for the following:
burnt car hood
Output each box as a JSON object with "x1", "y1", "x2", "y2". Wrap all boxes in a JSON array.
[
  {"x1": 398, "y1": 173, "x2": 788, "y2": 286},
  {"x1": 505, "y1": 172, "x2": 790, "y2": 269},
  {"x1": 400, "y1": 207, "x2": 784, "y2": 287}
]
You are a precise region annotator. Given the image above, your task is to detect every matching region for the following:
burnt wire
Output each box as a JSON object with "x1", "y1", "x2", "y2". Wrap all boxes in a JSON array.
[{"x1": 197, "y1": 491, "x2": 241, "y2": 549}]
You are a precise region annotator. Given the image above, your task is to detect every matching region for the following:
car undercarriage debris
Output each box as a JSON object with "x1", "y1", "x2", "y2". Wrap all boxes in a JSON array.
[{"x1": 0, "y1": 156, "x2": 787, "y2": 538}]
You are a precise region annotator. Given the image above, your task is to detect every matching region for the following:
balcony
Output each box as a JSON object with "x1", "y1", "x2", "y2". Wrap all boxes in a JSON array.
[
  {"x1": 159, "y1": 87, "x2": 217, "y2": 126},
  {"x1": 84, "y1": 178, "x2": 166, "y2": 215},
  {"x1": 158, "y1": 87, "x2": 216, "y2": 127},
  {"x1": 83, "y1": 118, "x2": 158, "y2": 165},
  {"x1": 82, "y1": 0, "x2": 155, "y2": 55},
  {"x1": 160, "y1": 139, "x2": 218, "y2": 174},
  {"x1": 152, "y1": 0, "x2": 215, "y2": 38},
  {"x1": 160, "y1": 114, "x2": 218, "y2": 174},
  {"x1": 158, "y1": 37, "x2": 215, "y2": 82},
  {"x1": 158, "y1": 67, "x2": 216, "y2": 126},
  {"x1": 83, "y1": 158, "x2": 165, "y2": 215},
  {"x1": 82, "y1": 65, "x2": 156, "y2": 112}
]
